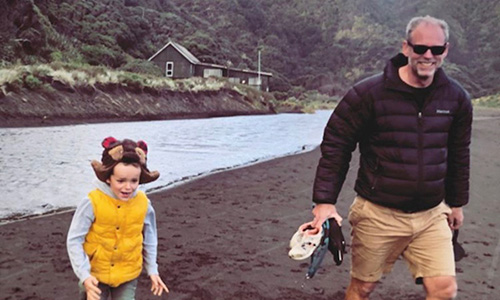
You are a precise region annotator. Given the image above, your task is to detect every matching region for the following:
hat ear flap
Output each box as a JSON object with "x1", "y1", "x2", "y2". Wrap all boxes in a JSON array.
[
  {"x1": 91, "y1": 160, "x2": 114, "y2": 182},
  {"x1": 102, "y1": 136, "x2": 118, "y2": 148},
  {"x1": 140, "y1": 168, "x2": 160, "y2": 184},
  {"x1": 137, "y1": 140, "x2": 148, "y2": 154}
]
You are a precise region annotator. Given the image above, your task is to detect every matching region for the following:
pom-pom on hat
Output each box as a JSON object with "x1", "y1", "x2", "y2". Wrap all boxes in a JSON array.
[{"x1": 91, "y1": 136, "x2": 160, "y2": 184}]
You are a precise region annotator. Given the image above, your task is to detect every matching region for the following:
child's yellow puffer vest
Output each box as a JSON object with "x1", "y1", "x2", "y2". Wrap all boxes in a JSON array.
[{"x1": 84, "y1": 189, "x2": 148, "y2": 287}]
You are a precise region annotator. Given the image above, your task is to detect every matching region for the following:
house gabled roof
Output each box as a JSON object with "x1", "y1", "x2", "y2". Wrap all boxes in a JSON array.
[{"x1": 148, "y1": 40, "x2": 200, "y2": 64}]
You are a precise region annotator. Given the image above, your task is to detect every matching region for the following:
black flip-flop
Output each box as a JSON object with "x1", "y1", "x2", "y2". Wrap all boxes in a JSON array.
[
  {"x1": 327, "y1": 217, "x2": 346, "y2": 266},
  {"x1": 453, "y1": 229, "x2": 466, "y2": 262}
]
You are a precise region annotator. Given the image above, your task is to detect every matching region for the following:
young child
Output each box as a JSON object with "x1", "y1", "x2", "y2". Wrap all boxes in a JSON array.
[{"x1": 67, "y1": 137, "x2": 169, "y2": 299}]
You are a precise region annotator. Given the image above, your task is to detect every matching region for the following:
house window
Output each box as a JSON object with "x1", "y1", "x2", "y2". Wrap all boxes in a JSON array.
[
  {"x1": 203, "y1": 68, "x2": 223, "y2": 78},
  {"x1": 166, "y1": 62, "x2": 174, "y2": 77},
  {"x1": 249, "y1": 77, "x2": 262, "y2": 86}
]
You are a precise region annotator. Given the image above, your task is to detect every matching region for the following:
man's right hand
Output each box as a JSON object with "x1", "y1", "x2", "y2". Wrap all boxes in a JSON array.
[
  {"x1": 83, "y1": 276, "x2": 101, "y2": 300},
  {"x1": 311, "y1": 203, "x2": 342, "y2": 232}
]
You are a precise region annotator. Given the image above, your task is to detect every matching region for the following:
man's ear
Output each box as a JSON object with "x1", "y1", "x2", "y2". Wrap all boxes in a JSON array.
[
  {"x1": 442, "y1": 42, "x2": 450, "y2": 58},
  {"x1": 401, "y1": 39, "x2": 411, "y2": 56}
]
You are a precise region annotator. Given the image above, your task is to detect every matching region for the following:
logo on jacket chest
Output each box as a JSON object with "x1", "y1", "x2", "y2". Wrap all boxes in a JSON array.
[{"x1": 436, "y1": 109, "x2": 451, "y2": 114}]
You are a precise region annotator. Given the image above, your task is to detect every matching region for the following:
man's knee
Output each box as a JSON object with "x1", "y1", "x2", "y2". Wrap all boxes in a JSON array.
[
  {"x1": 346, "y1": 277, "x2": 377, "y2": 299},
  {"x1": 423, "y1": 276, "x2": 457, "y2": 299}
]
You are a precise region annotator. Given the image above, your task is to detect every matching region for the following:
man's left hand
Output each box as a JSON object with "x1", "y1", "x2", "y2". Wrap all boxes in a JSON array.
[{"x1": 448, "y1": 207, "x2": 464, "y2": 230}]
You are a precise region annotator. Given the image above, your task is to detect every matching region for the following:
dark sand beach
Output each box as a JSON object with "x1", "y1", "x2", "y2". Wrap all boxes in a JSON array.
[{"x1": 1, "y1": 107, "x2": 499, "y2": 300}]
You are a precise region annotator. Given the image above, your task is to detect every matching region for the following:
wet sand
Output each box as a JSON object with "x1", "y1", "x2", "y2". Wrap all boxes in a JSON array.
[{"x1": 1, "y1": 107, "x2": 499, "y2": 300}]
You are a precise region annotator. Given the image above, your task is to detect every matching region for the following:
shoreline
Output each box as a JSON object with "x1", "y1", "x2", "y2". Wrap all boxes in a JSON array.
[{"x1": 0, "y1": 110, "x2": 277, "y2": 129}]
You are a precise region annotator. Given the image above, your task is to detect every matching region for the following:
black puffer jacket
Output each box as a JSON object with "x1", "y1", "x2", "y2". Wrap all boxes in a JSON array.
[{"x1": 313, "y1": 54, "x2": 472, "y2": 212}]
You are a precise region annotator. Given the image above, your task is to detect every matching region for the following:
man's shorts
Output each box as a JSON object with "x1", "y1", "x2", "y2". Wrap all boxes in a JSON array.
[{"x1": 348, "y1": 195, "x2": 455, "y2": 283}]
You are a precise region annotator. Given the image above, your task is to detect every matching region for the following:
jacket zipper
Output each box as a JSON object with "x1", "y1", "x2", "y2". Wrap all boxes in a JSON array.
[
  {"x1": 371, "y1": 158, "x2": 380, "y2": 191},
  {"x1": 371, "y1": 176, "x2": 379, "y2": 191},
  {"x1": 417, "y1": 111, "x2": 423, "y2": 198}
]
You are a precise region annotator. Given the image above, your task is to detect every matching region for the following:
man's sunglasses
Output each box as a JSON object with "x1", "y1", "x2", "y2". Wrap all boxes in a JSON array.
[{"x1": 407, "y1": 40, "x2": 447, "y2": 55}]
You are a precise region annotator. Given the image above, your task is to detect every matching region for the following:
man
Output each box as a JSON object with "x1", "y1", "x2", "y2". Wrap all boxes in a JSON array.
[{"x1": 310, "y1": 16, "x2": 472, "y2": 300}]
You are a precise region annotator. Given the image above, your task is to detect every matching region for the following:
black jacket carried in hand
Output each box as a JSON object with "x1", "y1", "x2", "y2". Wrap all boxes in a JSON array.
[{"x1": 313, "y1": 54, "x2": 472, "y2": 212}]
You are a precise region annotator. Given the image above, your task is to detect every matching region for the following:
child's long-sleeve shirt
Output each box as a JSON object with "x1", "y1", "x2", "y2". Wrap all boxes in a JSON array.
[{"x1": 67, "y1": 181, "x2": 159, "y2": 283}]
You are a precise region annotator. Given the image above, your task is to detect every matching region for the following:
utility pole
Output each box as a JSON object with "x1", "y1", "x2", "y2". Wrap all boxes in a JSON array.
[{"x1": 258, "y1": 50, "x2": 261, "y2": 90}]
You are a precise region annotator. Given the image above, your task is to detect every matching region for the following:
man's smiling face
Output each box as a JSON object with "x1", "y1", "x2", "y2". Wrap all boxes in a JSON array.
[{"x1": 403, "y1": 22, "x2": 448, "y2": 85}]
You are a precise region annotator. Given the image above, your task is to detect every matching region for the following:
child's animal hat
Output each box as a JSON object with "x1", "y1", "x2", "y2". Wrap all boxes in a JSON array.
[{"x1": 91, "y1": 137, "x2": 160, "y2": 184}]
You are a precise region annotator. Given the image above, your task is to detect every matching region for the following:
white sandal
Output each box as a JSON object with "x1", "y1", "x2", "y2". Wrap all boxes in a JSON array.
[{"x1": 288, "y1": 224, "x2": 323, "y2": 260}]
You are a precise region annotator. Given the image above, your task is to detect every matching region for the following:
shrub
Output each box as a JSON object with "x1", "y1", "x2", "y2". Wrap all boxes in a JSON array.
[
  {"x1": 120, "y1": 60, "x2": 163, "y2": 77},
  {"x1": 86, "y1": 32, "x2": 117, "y2": 49},
  {"x1": 0, "y1": 68, "x2": 21, "y2": 86},
  {"x1": 272, "y1": 91, "x2": 288, "y2": 101},
  {"x1": 31, "y1": 65, "x2": 52, "y2": 79},
  {"x1": 24, "y1": 74, "x2": 43, "y2": 90},
  {"x1": 118, "y1": 72, "x2": 144, "y2": 91},
  {"x1": 50, "y1": 51, "x2": 63, "y2": 62},
  {"x1": 81, "y1": 45, "x2": 126, "y2": 68}
]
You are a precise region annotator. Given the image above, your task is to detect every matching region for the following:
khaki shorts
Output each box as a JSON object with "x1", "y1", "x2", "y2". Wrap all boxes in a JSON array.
[{"x1": 348, "y1": 196, "x2": 455, "y2": 283}]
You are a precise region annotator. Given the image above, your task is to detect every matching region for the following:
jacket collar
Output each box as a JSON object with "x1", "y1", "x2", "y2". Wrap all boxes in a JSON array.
[{"x1": 384, "y1": 53, "x2": 450, "y2": 92}]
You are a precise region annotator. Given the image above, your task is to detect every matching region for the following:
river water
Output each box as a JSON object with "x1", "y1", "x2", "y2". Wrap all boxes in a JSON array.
[{"x1": 0, "y1": 110, "x2": 332, "y2": 220}]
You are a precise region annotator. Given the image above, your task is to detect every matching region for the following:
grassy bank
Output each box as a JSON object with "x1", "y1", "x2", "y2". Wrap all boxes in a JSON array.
[
  {"x1": 0, "y1": 63, "x2": 280, "y2": 127},
  {"x1": 0, "y1": 62, "x2": 256, "y2": 95},
  {"x1": 472, "y1": 93, "x2": 500, "y2": 108}
]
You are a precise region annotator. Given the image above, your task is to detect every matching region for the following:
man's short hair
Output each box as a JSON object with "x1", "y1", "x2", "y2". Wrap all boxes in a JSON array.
[{"x1": 406, "y1": 15, "x2": 449, "y2": 43}]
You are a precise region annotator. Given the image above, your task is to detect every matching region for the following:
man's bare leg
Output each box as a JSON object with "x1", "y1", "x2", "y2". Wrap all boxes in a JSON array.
[
  {"x1": 345, "y1": 277, "x2": 377, "y2": 300},
  {"x1": 423, "y1": 276, "x2": 457, "y2": 300}
]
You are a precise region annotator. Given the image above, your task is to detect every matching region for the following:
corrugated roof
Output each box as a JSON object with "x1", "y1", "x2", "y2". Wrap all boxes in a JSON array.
[{"x1": 228, "y1": 67, "x2": 273, "y2": 77}]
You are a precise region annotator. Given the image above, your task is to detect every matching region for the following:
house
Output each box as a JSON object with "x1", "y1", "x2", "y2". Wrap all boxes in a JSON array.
[{"x1": 148, "y1": 41, "x2": 272, "y2": 91}]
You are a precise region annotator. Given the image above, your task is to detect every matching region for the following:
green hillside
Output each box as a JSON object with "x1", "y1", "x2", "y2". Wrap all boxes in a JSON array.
[{"x1": 1, "y1": 0, "x2": 499, "y2": 98}]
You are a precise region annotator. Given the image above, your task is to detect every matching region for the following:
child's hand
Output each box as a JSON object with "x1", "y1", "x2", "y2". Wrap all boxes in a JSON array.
[
  {"x1": 83, "y1": 275, "x2": 101, "y2": 300},
  {"x1": 150, "y1": 274, "x2": 169, "y2": 296}
]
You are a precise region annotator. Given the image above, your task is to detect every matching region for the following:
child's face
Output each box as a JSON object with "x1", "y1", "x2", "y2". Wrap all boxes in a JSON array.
[{"x1": 106, "y1": 162, "x2": 141, "y2": 201}]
